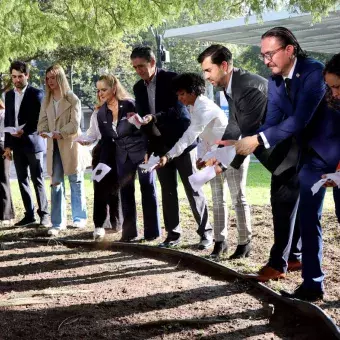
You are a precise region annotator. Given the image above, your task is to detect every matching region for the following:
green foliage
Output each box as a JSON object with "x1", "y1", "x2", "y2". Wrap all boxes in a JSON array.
[{"x1": 0, "y1": 0, "x2": 338, "y2": 72}]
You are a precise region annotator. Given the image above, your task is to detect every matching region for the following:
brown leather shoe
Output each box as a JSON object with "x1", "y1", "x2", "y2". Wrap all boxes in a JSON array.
[
  {"x1": 287, "y1": 260, "x2": 302, "y2": 272},
  {"x1": 244, "y1": 265, "x2": 286, "y2": 282}
]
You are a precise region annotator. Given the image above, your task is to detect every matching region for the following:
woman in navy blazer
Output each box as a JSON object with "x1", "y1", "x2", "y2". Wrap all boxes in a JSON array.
[
  {"x1": 96, "y1": 75, "x2": 160, "y2": 241},
  {"x1": 282, "y1": 53, "x2": 340, "y2": 301}
]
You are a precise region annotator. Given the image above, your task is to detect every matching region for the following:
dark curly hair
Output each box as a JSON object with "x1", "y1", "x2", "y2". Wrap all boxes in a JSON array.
[
  {"x1": 324, "y1": 53, "x2": 340, "y2": 110},
  {"x1": 261, "y1": 27, "x2": 308, "y2": 59},
  {"x1": 172, "y1": 73, "x2": 205, "y2": 97}
]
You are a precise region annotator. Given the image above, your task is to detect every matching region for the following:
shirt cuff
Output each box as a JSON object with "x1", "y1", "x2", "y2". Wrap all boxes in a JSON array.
[{"x1": 259, "y1": 132, "x2": 270, "y2": 149}]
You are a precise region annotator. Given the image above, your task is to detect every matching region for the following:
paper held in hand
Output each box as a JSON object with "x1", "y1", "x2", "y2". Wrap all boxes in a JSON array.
[
  {"x1": 2, "y1": 124, "x2": 26, "y2": 134},
  {"x1": 311, "y1": 172, "x2": 340, "y2": 195},
  {"x1": 139, "y1": 154, "x2": 160, "y2": 172},
  {"x1": 74, "y1": 134, "x2": 96, "y2": 144},
  {"x1": 188, "y1": 166, "x2": 216, "y2": 192},
  {"x1": 38, "y1": 131, "x2": 54, "y2": 138},
  {"x1": 91, "y1": 163, "x2": 111, "y2": 182},
  {"x1": 202, "y1": 145, "x2": 236, "y2": 167},
  {"x1": 128, "y1": 113, "x2": 147, "y2": 129}
]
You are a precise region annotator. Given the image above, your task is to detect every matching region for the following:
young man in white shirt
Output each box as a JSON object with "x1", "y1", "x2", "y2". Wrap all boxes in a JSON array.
[
  {"x1": 3, "y1": 61, "x2": 49, "y2": 227},
  {"x1": 158, "y1": 72, "x2": 250, "y2": 258}
]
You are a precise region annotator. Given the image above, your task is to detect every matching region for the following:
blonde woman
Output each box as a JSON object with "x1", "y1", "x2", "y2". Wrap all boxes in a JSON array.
[
  {"x1": 77, "y1": 95, "x2": 122, "y2": 240},
  {"x1": 38, "y1": 64, "x2": 90, "y2": 236},
  {"x1": 96, "y1": 74, "x2": 160, "y2": 241}
]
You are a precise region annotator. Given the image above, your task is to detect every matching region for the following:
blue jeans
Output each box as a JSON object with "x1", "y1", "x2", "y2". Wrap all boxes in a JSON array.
[{"x1": 51, "y1": 143, "x2": 87, "y2": 227}]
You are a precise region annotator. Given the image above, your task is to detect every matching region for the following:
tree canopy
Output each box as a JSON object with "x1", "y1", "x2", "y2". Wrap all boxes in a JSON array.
[{"x1": 0, "y1": 0, "x2": 339, "y2": 71}]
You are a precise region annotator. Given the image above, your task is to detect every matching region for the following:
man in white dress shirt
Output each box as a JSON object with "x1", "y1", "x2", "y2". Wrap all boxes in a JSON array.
[
  {"x1": 158, "y1": 72, "x2": 251, "y2": 258},
  {"x1": 3, "y1": 61, "x2": 48, "y2": 227}
]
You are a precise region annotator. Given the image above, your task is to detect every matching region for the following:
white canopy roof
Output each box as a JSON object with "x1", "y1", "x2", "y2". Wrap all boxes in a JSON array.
[{"x1": 164, "y1": 10, "x2": 340, "y2": 54}]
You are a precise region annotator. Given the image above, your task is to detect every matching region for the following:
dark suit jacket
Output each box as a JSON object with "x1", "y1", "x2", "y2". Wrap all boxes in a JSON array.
[
  {"x1": 4, "y1": 85, "x2": 45, "y2": 153},
  {"x1": 133, "y1": 68, "x2": 196, "y2": 156},
  {"x1": 97, "y1": 100, "x2": 147, "y2": 165},
  {"x1": 259, "y1": 57, "x2": 325, "y2": 144},
  {"x1": 257, "y1": 57, "x2": 326, "y2": 175},
  {"x1": 221, "y1": 68, "x2": 274, "y2": 170},
  {"x1": 303, "y1": 99, "x2": 340, "y2": 170}
]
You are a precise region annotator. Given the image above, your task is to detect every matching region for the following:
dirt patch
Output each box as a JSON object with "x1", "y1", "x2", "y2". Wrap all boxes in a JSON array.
[
  {"x1": 0, "y1": 200, "x2": 339, "y2": 338},
  {"x1": 0, "y1": 243, "x2": 324, "y2": 339}
]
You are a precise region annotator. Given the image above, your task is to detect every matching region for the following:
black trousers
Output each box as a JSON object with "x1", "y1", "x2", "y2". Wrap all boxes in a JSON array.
[
  {"x1": 156, "y1": 150, "x2": 212, "y2": 240},
  {"x1": 268, "y1": 169, "x2": 301, "y2": 272},
  {"x1": 92, "y1": 142, "x2": 122, "y2": 230},
  {"x1": 12, "y1": 148, "x2": 48, "y2": 219},
  {"x1": 0, "y1": 142, "x2": 14, "y2": 220}
]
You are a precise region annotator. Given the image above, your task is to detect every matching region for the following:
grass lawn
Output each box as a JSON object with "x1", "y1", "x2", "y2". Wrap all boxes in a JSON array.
[{"x1": 9, "y1": 162, "x2": 336, "y2": 220}]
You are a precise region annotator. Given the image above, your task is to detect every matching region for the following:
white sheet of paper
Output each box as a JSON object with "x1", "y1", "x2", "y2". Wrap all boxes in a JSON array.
[
  {"x1": 311, "y1": 172, "x2": 340, "y2": 195},
  {"x1": 202, "y1": 145, "x2": 236, "y2": 167},
  {"x1": 91, "y1": 163, "x2": 111, "y2": 182},
  {"x1": 39, "y1": 131, "x2": 54, "y2": 138},
  {"x1": 139, "y1": 154, "x2": 160, "y2": 172},
  {"x1": 3, "y1": 123, "x2": 26, "y2": 134},
  {"x1": 74, "y1": 134, "x2": 96, "y2": 143},
  {"x1": 188, "y1": 166, "x2": 216, "y2": 192},
  {"x1": 128, "y1": 114, "x2": 145, "y2": 129}
]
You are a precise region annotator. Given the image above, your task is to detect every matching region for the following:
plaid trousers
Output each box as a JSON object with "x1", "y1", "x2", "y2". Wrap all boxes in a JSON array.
[{"x1": 209, "y1": 156, "x2": 252, "y2": 244}]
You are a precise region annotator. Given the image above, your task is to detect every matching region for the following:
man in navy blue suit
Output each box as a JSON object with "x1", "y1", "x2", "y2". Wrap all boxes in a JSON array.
[
  {"x1": 233, "y1": 27, "x2": 326, "y2": 281},
  {"x1": 131, "y1": 46, "x2": 212, "y2": 249},
  {"x1": 3, "y1": 61, "x2": 49, "y2": 227},
  {"x1": 281, "y1": 53, "x2": 340, "y2": 301}
]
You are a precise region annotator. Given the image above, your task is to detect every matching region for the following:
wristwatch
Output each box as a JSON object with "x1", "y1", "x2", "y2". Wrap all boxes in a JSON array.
[
  {"x1": 257, "y1": 134, "x2": 264, "y2": 146},
  {"x1": 218, "y1": 162, "x2": 228, "y2": 172}
]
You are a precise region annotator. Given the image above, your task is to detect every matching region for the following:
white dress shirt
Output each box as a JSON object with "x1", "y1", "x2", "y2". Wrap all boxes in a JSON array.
[
  {"x1": 225, "y1": 70, "x2": 234, "y2": 99},
  {"x1": 167, "y1": 95, "x2": 228, "y2": 160},
  {"x1": 260, "y1": 58, "x2": 297, "y2": 149},
  {"x1": 14, "y1": 86, "x2": 27, "y2": 127},
  {"x1": 85, "y1": 109, "x2": 101, "y2": 140},
  {"x1": 0, "y1": 108, "x2": 5, "y2": 141}
]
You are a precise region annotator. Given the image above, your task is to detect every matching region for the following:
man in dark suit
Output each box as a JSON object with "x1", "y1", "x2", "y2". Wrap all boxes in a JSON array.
[
  {"x1": 131, "y1": 46, "x2": 212, "y2": 249},
  {"x1": 3, "y1": 61, "x2": 49, "y2": 227},
  {"x1": 231, "y1": 27, "x2": 326, "y2": 281},
  {"x1": 198, "y1": 44, "x2": 301, "y2": 266}
]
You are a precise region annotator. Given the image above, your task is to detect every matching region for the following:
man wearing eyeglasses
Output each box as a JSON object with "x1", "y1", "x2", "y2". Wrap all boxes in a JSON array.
[{"x1": 223, "y1": 27, "x2": 326, "y2": 282}]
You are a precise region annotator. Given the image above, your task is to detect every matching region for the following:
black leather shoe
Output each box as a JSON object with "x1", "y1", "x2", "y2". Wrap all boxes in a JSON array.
[
  {"x1": 119, "y1": 237, "x2": 138, "y2": 243},
  {"x1": 281, "y1": 284, "x2": 324, "y2": 302},
  {"x1": 210, "y1": 241, "x2": 227, "y2": 259},
  {"x1": 15, "y1": 216, "x2": 36, "y2": 227},
  {"x1": 198, "y1": 237, "x2": 213, "y2": 250},
  {"x1": 144, "y1": 236, "x2": 160, "y2": 242},
  {"x1": 229, "y1": 241, "x2": 251, "y2": 260},
  {"x1": 158, "y1": 237, "x2": 180, "y2": 248}
]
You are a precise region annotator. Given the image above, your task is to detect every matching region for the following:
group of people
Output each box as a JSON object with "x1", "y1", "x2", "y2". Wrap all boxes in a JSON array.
[
  {"x1": 0, "y1": 26, "x2": 339, "y2": 302},
  {"x1": 1, "y1": 62, "x2": 90, "y2": 236}
]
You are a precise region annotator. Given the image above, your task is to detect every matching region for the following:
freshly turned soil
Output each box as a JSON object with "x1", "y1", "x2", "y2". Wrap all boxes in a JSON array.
[{"x1": 0, "y1": 203, "x2": 338, "y2": 339}]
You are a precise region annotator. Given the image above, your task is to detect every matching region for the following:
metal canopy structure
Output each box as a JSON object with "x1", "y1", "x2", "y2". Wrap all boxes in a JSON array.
[{"x1": 164, "y1": 10, "x2": 340, "y2": 54}]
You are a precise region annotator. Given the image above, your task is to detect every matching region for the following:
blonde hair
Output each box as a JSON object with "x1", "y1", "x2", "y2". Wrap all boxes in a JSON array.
[
  {"x1": 0, "y1": 98, "x2": 4, "y2": 110},
  {"x1": 44, "y1": 64, "x2": 71, "y2": 103},
  {"x1": 98, "y1": 74, "x2": 132, "y2": 101}
]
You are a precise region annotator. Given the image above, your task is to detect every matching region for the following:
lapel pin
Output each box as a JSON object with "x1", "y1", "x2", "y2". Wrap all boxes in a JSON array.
[{"x1": 296, "y1": 73, "x2": 300, "y2": 78}]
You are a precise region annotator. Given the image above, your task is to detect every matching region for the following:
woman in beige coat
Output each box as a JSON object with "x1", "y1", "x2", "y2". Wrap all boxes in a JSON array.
[{"x1": 38, "y1": 64, "x2": 90, "y2": 236}]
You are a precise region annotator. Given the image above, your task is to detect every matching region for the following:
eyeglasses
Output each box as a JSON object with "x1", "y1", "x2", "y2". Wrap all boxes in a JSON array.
[{"x1": 258, "y1": 46, "x2": 285, "y2": 62}]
